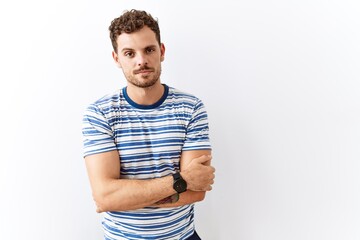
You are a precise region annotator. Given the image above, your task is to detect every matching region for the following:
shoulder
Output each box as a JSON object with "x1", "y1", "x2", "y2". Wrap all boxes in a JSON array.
[
  {"x1": 167, "y1": 86, "x2": 203, "y2": 107},
  {"x1": 92, "y1": 90, "x2": 121, "y2": 108},
  {"x1": 85, "y1": 90, "x2": 122, "y2": 115}
]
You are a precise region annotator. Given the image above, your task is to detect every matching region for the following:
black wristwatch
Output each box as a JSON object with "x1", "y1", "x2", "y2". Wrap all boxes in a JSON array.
[{"x1": 172, "y1": 172, "x2": 187, "y2": 193}]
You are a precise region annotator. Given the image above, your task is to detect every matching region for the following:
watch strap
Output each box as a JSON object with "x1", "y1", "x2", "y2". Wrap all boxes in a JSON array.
[{"x1": 173, "y1": 172, "x2": 181, "y2": 181}]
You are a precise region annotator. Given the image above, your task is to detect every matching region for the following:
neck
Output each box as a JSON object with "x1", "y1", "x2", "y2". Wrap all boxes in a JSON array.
[{"x1": 126, "y1": 81, "x2": 164, "y2": 105}]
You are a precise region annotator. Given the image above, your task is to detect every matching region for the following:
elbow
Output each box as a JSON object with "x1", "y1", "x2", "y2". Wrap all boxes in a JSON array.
[
  {"x1": 193, "y1": 191, "x2": 206, "y2": 203},
  {"x1": 198, "y1": 192, "x2": 206, "y2": 202},
  {"x1": 92, "y1": 191, "x2": 111, "y2": 213},
  {"x1": 92, "y1": 190, "x2": 130, "y2": 212}
]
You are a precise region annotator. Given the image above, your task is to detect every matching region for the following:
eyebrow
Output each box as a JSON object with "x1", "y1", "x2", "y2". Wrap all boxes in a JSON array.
[
  {"x1": 120, "y1": 48, "x2": 134, "y2": 52},
  {"x1": 120, "y1": 45, "x2": 158, "y2": 52}
]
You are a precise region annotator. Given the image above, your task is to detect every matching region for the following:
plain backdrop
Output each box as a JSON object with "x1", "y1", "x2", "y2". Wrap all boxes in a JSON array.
[{"x1": 1, "y1": 0, "x2": 360, "y2": 239}]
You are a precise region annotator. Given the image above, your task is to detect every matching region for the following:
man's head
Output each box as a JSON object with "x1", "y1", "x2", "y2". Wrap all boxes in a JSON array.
[
  {"x1": 109, "y1": 10, "x2": 165, "y2": 89},
  {"x1": 109, "y1": 9, "x2": 161, "y2": 54}
]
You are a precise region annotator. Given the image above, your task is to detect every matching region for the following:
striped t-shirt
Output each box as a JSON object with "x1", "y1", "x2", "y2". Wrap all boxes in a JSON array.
[{"x1": 82, "y1": 84, "x2": 211, "y2": 240}]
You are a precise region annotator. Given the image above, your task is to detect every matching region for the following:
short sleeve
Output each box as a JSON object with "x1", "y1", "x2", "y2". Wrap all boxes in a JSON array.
[
  {"x1": 82, "y1": 104, "x2": 117, "y2": 157},
  {"x1": 182, "y1": 99, "x2": 212, "y2": 151}
]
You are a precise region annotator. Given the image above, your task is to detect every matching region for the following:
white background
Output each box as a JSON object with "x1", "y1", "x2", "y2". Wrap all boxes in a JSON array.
[{"x1": 1, "y1": 0, "x2": 360, "y2": 239}]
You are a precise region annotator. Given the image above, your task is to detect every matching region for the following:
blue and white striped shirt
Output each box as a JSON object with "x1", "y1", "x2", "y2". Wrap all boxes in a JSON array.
[{"x1": 82, "y1": 84, "x2": 211, "y2": 240}]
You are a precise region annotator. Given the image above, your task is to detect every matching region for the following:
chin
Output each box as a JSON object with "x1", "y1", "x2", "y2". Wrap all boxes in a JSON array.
[{"x1": 129, "y1": 80, "x2": 158, "y2": 89}]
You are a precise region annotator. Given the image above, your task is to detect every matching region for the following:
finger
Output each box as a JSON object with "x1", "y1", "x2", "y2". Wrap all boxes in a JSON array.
[
  {"x1": 195, "y1": 155, "x2": 212, "y2": 164},
  {"x1": 202, "y1": 160, "x2": 211, "y2": 166}
]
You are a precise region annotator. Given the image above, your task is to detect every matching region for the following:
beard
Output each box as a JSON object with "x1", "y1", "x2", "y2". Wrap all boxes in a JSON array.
[{"x1": 124, "y1": 65, "x2": 162, "y2": 88}]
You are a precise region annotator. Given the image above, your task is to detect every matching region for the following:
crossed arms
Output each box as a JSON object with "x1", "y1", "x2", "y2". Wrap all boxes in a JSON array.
[{"x1": 84, "y1": 149, "x2": 215, "y2": 212}]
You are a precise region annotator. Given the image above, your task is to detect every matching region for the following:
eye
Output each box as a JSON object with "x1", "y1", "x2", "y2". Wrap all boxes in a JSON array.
[
  {"x1": 124, "y1": 51, "x2": 134, "y2": 57},
  {"x1": 146, "y1": 47, "x2": 155, "y2": 54}
]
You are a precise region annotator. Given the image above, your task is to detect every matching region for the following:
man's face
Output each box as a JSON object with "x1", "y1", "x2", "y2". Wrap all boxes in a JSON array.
[{"x1": 112, "y1": 26, "x2": 165, "y2": 88}]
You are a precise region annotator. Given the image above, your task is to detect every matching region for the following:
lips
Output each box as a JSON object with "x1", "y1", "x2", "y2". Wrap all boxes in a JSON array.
[
  {"x1": 134, "y1": 68, "x2": 154, "y2": 74},
  {"x1": 137, "y1": 70, "x2": 152, "y2": 74}
]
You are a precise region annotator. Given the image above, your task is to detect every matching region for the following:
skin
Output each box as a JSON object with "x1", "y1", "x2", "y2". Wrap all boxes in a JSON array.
[
  {"x1": 112, "y1": 26, "x2": 165, "y2": 106},
  {"x1": 85, "y1": 26, "x2": 215, "y2": 212}
]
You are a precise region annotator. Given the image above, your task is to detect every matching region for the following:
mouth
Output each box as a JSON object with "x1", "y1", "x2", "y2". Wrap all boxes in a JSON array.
[
  {"x1": 137, "y1": 70, "x2": 152, "y2": 74},
  {"x1": 134, "y1": 68, "x2": 154, "y2": 74}
]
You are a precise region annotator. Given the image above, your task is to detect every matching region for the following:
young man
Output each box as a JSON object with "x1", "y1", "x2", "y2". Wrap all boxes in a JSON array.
[{"x1": 82, "y1": 9, "x2": 215, "y2": 240}]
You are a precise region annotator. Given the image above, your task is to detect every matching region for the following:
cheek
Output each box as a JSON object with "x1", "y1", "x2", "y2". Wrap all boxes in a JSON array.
[{"x1": 119, "y1": 61, "x2": 132, "y2": 70}]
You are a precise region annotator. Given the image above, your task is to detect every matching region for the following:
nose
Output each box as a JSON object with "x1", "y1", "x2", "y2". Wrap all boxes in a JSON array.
[{"x1": 136, "y1": 53, "x2": 148, "y2": 66}]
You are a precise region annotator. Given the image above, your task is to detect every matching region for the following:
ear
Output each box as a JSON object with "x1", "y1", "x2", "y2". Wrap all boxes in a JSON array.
[
  {"x1": 160, "y1": 43, "x2": 165, "y2": 62},
  {"x1": 112, "y1": 51, "x2": 122, "y2": 68}
]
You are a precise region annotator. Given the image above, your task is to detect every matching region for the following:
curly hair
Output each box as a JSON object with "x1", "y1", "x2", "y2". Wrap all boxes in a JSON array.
[{"x1": 109, "y1": 9, "x2": 161, "y2": 53}]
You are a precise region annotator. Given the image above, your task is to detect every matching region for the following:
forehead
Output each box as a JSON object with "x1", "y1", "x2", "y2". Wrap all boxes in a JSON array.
[{"x1": 116, "y1": 26, "x2": 159, "y2": 51}]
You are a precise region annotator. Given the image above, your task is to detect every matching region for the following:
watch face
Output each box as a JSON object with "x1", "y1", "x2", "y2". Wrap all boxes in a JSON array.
[{"x1": 174, "y1": 179, "x2": 187, "y2": 193}]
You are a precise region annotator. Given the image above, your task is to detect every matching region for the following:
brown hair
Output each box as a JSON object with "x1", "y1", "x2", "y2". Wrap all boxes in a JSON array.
[{"x1": 109, "y1": 9, "x2": 161, "y2": 53}]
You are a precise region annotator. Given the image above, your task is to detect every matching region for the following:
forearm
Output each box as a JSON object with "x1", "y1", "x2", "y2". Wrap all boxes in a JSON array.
[
  {"x1": 94, "y1": 175, "x2": 176, "y2": 212},
  {"x1": 86, "y1": 150, "x2": 214, "y2": 212},
  {"x1": 151, "y1": 190, "x2": 206, "y2": 208},
  {"x1": 150, "y1": 151, "x2": 215, "y2": 208}
]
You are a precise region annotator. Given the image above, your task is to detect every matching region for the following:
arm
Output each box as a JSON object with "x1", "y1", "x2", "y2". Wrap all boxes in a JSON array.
[
  {"x1": 152, "y1": 99, "x2": 215, "y2": 207},
  {"x1": 150, "y1": 149, "x2": 215, "y2": 208},
  {"x1": 85, "y1": 150, "x2": 176, "y2": 212},
  {"x1": 85, "y1": 150, "x2": 215, "y2": 212}
]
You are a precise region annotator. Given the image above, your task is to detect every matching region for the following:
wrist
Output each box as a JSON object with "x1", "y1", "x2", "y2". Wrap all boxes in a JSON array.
[
  {"x1": 172, "y1": 172, "x2": 187, "y2": 193},
  {"x1": 180, "y1": 171, "x2": 192, "y2": 190}
]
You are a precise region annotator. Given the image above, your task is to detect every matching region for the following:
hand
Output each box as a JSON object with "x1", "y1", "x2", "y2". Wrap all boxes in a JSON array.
[{"x1": 181, "y1": 155, "x2": 215, "y2": 191}]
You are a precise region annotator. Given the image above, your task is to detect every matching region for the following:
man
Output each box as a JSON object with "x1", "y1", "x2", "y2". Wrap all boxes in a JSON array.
[{"x1": 82, "y1": 9, "x2": 215, "y2": 240}]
